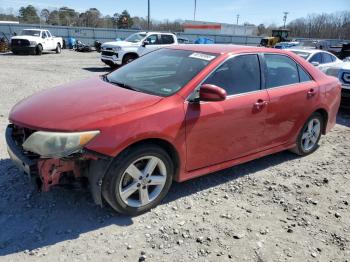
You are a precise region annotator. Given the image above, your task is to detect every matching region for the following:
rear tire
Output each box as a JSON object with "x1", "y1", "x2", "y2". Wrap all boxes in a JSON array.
[
  {"x1": 102, "y1": 144, "x2": 173, "y2": 216},
  {"x1": 55, "y1": 43, "x2": 61, "y2": 54},
  {"x1": 36, "y1": 44, "x2": 42, "y2": 55},
  {"x1": 291, "y1": 112, "x2": 323, "y2": 156}
]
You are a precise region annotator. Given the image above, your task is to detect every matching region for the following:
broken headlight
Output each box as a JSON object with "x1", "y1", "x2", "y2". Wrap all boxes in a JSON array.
[{"x1": 23, "y1": 130, "x2": 100, "y2": 158}]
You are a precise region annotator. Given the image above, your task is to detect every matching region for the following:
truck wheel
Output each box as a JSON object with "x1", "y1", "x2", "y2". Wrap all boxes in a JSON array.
[
  {"x1": 55, "y1": 43, "x2": 61, "y2": 54},
  {"x1": 36, "y1": 44, "x2": 43, "y2": 56},
  {"x1": 123, "y1": 54, "x2": 138, "y2": 65},
  {"x1": 102, "y1": 144, "x2": 173, "y2": 216}
]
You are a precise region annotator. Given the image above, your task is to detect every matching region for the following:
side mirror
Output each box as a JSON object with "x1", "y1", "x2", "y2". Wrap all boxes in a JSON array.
[
  {"x1": 199, "y1": 84, "x2": 227, "y2": 102},
  {"x1": 142, "y1": 40, "x2": 150, "y2": 47},
  {"x1": 311, "y1": 61, "x2": 320, "y2": 67}
]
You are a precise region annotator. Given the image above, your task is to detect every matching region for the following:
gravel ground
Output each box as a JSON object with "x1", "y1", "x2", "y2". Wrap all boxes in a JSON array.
[{"x1": 0, "y1": 50, "x2": 350, "y2": 262}]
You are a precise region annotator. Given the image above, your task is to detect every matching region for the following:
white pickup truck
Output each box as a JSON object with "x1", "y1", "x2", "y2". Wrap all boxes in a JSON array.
[
  {"x1": 100, "y1": 32, "x2": 178, "y2": 67},
  {"x1": 11, "y1": 29, "x2": 63, "y2": 55}
]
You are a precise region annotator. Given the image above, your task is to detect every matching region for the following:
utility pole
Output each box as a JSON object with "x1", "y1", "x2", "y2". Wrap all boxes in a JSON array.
[
  {"x1": 236, "y1": 14, "x2": 240, "y2": 25},
  {"x1": 194, "y1": 0, "x2": 197, "y2": 21},
  {"x1": 283, "y1": 12, "x2": 289, "y2": 28},
  {"x1": 147, "y1": 0, "x2": 151, "y2": 31}
]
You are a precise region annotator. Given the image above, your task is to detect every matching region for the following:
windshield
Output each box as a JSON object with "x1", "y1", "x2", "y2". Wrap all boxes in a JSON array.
[
  {"x1": 124, "y1": 33, "x2": 147, "y2": 43},
  {"x1": 20, "y1": 30, "x2": 41, "y2": 37},
  {"x1": 291, "y1": 51, "x2": 311, "y2": 60},
  {"x1": 105, "y1": 49, "x2": 217, "y2": 96}
]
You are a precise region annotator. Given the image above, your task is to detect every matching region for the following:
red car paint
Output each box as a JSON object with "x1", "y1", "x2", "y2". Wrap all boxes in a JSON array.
[{"x1": 9, "y1": 45, "x2": 341, "y2": 185}]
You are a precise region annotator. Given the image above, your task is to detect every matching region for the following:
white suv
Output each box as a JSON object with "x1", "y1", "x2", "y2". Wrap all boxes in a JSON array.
[{"x1": 100, "y1": 32, "x2": 178, "y2": 67}]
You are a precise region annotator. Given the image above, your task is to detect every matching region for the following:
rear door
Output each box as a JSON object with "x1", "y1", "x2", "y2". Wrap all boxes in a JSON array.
[
  {"x1": 185, "y1": 54, "x2": 270, "y2": 171},
  {"x1": 262, "y1": 53, "x2": 319, "y2": 147}
]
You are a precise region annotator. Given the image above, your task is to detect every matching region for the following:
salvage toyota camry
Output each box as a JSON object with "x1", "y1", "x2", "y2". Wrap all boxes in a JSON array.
[{"x1": 6, "y1": 45, "x2": 341, "y2": 215}]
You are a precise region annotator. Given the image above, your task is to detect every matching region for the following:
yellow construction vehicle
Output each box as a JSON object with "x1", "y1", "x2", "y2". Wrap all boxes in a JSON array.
[{"x1": 260, "y1": 29, "x2": 290, "y2": 48}]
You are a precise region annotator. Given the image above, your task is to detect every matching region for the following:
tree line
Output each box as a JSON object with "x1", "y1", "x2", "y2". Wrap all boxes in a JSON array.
[
  {"x1": 0, "y1": 5, "x2": 349, "y2": 39},
  {"x1": 0, "y1": 5, "x2": 183, "y2": 31}
]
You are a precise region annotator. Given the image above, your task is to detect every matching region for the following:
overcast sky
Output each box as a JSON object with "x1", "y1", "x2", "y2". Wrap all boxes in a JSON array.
[{"x1": 0, "y1": 0, "x2": 349, "y2": 26}]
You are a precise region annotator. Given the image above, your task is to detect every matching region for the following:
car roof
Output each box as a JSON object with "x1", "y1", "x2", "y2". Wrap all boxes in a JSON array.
[
  {"x1": 138, "y1": 31, "x2": 174, "y2": 35},
  {"x1": 287, "y1": 48, "x2": 333, "y2": 55},
  {"x1": 167, "y1": 44, "x2": 275, "y2": 54}
]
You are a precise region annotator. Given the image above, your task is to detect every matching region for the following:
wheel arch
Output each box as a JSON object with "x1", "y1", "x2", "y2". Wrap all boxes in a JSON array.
[
  {"x1": 123, "y1": 138, "x2": 180, "y2": 179},
  {"x1": 88, "y1": 137, "x2": 181, "y2": 206},
  {"x1": 314, "y1": 108, "x2": 328, "y2": 134},
  {"x1": 122, "y1": 52, "x2": 139, "y2": 63}
]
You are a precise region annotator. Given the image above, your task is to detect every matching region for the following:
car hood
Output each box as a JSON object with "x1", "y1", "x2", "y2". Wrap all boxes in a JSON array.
[
  {"x1": 102, "y1": 41, "x2": 140, "y2": 48},
  {"x1": 9, "y1": 77, "x2": 162, "y2": 131},
  {"x1": 11, "y1": 35, "x2": 40, "y2": 42}
]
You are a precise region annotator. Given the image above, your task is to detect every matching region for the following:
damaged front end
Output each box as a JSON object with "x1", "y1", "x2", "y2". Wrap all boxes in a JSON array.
[{"x1": 5, "y1": 124, "x2": 110, "y2": 205}]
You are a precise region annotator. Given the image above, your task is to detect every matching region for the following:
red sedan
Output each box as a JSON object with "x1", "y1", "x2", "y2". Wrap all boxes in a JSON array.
[{"x1": 6, "y1": 45, "x2": 341, "y2": 215}]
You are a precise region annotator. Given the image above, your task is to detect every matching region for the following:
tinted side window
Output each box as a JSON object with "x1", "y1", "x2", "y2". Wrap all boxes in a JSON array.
[
  {"x1": 46, "y1": 31, "x2": 51, "y2": 37},
  {"x1": 161, "y1": 35, "x2": 175, "y2": 44},
  {"x1": 298, "y1": 65, "x2": 312, "y2": 82},
  {"x1": 264, "y1": 54, "x2": 299, "y2": 88},
  {"x1": 42, "y1": 31, "x2": 47, "y2": 38},
  {"x1": 203, "y1": 54, "x2": 261, "y2": 95},
  {"x1": 322, "y1": 53, "x2": 333, "y2": 63},
  {"x1": 330, "y1": 54, "x2": 337, "y2": 62},
  {"x1": 146, "y1": 35, "x2": 159, "y2": 45},
  {"x1": 309, "y1": 53, "x2": 322, "y2": 64}
]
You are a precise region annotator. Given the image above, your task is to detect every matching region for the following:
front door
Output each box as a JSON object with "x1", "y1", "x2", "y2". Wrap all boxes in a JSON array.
[{"x1": 185, "y1": 54, "x2": 270, "y2": 171}]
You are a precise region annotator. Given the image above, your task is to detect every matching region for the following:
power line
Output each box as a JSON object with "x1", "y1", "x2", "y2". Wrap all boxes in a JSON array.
[
  {"x1": 194, "y1": 0, "x2": 197, "y2": 21},
  {"x1": 147, "y1": 0, "x2": 150, "y2": 30}
]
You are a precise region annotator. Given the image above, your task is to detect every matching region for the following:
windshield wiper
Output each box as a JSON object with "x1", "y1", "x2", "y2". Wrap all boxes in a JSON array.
[{"x1": 109, "y1": 80, "x2": 140, "y2": 92}]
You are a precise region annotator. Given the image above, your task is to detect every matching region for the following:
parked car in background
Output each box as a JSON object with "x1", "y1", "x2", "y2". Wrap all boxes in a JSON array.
[
  {"x1": 100, "y1": 32, "x2": 178, "y2": 67},
  {"x1": 289, "y1": 49, "x2": 342, "y2": 70},
  {"x1": 11, "y1": 29, "x2": 63, "y2": 55},
  {"x1": 289, "y1": 48, "x2": 349, "y2": 108},
  {"x1": 6, "y1": 45, "x2": 340, "y2": 215},
  {"x1": 323, "y1": 62, "x2": 350, "y2": 108},
  {"x1": 274, "y1": 41, "x2": 299, "y2": 49},
  {"x1": 177, "y1": 37, "x2": 191, "y2": 44}
]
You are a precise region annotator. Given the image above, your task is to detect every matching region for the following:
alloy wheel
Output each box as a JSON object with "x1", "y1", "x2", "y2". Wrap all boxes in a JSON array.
[
  {"x1": 117, "y1": 156, "x2": 167, "y2": 208},
  {"x1": 301, "y1": 118, "x2": 321, "y2": 151}
]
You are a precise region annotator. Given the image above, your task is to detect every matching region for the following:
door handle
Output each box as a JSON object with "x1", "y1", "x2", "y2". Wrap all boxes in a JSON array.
[
  {"x1": 254, "y1": 99, "x2": 268, "y2": 110},
  {"x1": 307, "y1": 88, "x2": 316, "y2": 98}
]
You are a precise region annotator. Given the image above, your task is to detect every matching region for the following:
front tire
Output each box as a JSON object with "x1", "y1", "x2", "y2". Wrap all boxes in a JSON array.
[
  {"x1": 291, "y1": 113, "x2": 323, "y2": 156},
  {"x1": 56, "y1": 43, "x2": 61, "y2": 54},
  {"x1": 122, "y1": 54, "x2": 138, "y2": 65},
  {"x1": 36, "y1": 44, "x2": 42, "y2": 55},
  {"x1": 102, "y1": 144, "x2": 173, "y2": 216}
]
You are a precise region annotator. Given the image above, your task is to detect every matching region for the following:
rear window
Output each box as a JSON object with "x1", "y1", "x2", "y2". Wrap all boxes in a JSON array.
[
  {"x1": 290, "y1": 51, "x2": 310, "y2": 60},
  {"x1": 161, "y1": 35, "x2": 175, "y2": 44},
  {"x1": 20, "y1": 30, "x2": 41, "y2": 37}
]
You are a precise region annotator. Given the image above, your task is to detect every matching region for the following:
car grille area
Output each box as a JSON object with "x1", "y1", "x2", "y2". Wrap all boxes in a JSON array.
[
  {"x1": 341, "y1": 72, "x2": 350, "y2": 85},
  {"x1": 11, "y1": 39, "x2": 30, "y2": 47},
  {"x1": 102, "y1": 50, "x2": 117, "y2": 57}
]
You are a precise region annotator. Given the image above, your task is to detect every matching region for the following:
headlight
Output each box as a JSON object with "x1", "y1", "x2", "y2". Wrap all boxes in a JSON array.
[
  {"x1": 325, "y1": 67, "x2": 340, "y2": 78},
  {"x1": 29, "y1": 41, "x2": 37, "y2": 45},
  {"x1": 23, "y1": 130, "x2": 100, "y2": 158},
  {"x1": 113, "y1": 46, "x2": 121, "y2": 51}
]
